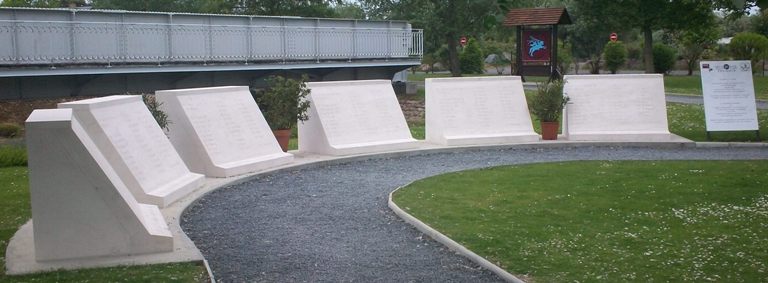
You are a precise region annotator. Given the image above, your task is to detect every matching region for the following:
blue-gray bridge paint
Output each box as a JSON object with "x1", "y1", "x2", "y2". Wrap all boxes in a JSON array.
[{"x1": 0, "y1": 8, "x2": 423, "y2": 99}]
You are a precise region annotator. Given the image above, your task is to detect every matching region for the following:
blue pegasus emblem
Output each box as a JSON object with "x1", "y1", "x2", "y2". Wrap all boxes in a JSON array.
[{"x1": 528, "y1": 36, "x2": 546, "y2": 57}]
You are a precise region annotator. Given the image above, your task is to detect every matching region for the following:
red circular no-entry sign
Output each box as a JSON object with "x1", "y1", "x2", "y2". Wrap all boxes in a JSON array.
[
  {"x1": 610, "y1": 32, "x2": 618, "y2": 42},
  {"x1": 459, "y1": 36, "x2": 467, "y2": 46}
]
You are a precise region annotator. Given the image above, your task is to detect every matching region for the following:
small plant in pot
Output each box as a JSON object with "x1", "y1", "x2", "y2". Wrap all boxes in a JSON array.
[
  {"x1": 529, "y1": 79, "x2": 569, "y2": 140},
  {"x1": 254, "y1": 75, "x2": 311, "y2": 152}
]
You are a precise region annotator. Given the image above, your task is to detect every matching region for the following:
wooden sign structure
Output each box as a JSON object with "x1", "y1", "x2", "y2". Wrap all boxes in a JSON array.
[{"x1": 503, "y1": 7, "x2": 572, "y2": 80}]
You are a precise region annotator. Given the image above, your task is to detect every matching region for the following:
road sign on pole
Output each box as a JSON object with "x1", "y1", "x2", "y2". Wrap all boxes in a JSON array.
[
  {"x1": 610, "y1": 32, "x2": 618, "y2": 42},
  {"x1": 459, "y1": 36, "x2": 468, "y2": 46}
]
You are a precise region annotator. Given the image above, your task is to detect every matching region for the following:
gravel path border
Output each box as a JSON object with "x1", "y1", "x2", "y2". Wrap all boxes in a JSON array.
[{"x1": 181, "y1": 145, "x2": 768, "y2": 282}]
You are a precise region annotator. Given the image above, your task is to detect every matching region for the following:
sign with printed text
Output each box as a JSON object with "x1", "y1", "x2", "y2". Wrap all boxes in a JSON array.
[
  {"x1": 521, "y1": 29, "x2": 551, "y2": 62},
  {"x1": 700, "y1": 60, "x2": 759, "y2": 131}
]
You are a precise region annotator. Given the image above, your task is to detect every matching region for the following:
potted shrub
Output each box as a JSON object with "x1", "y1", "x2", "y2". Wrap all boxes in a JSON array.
[
  {"x1": 254, "y1": 75, "x2": 311, "y2": 152},
  {"x1": 529, "y1": 79, "x2": 569, "y2": 140}
]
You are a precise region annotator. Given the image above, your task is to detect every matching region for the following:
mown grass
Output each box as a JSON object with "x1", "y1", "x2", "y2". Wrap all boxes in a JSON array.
[
  {"x1": 0, "y1": 145, "x2": 26, "y2": 167},
  {"x1": 667, "y1": 103, "x2": 768, "y2": 141},
  {"x1": 665, "y1": 75, "x2": 768, "y2": 100},
  {"x1": 393, "y1": 160, "x2": 768, "y2": 282},
  {"x1": 0, "y1": 167, "x2": 208, "y2": 282}
]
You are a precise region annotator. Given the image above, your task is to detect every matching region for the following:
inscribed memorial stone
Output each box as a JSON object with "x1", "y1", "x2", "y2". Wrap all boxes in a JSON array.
[
  {"x1": 299, "y1": 80, "x2": 419, "y2": 155},
  {"x1": 426, "y1": 76, "x2": 539, "y2": 145},
  {"x1": 59, "y1": 96, "x2": 204, "y2": 207},
  {"x1": 156, "y1": 86, "x2": 293, "y2": 177},
  {"x1": 562, "y1": 74, "x2": 674, "y2": 141}
]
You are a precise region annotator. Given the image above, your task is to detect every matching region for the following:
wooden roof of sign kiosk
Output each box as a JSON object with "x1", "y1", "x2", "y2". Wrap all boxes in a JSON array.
[
  {"x1": 503, "y1": 7, "x2": 572, "y2": 26},
  {"x1": 503, "y1": 7, "x2": 572, "y2": 80}
]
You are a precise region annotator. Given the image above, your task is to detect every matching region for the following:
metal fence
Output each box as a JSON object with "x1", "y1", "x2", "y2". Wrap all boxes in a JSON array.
[{"x1": 0, "y1": 20, "x2": 423, "y2": 66}]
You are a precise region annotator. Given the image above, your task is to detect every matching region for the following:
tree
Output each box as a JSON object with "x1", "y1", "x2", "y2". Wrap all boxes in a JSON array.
[
  {"x1": 603, "y1": 41, "x2": 626, "y2": 74},
  {"x1": 568, "y1": 0, "x2": 622, "y2": 74},
  {"x1": 730, "y1": 32, "x2": 768, "y2": 73},
  {"x1": 459, "y1": 38, "x2": 484, "y2": 74},
  {"x1": 750, "y1": 12, "x2": 768, "y2": 37},
  {"x1": 334, "y1": 2, "x2": 366, "y2": 19},
  {"x1": 421, "y1": 53, "x2": 438, "y2": 73},
  {"x1": 652, "y1": 43, "x2": 677, "y2": 74},
  {"x1": 573, "y1": 0, "x2": 713, "y2": 74},
  {"x1": 0, "y1": 0, "x2": 79, "y2": 7},
  {"x1": 421, "y1": 0, "x2": 498, "y2": 76},
  {"x1": 91, "y1": 0, "x2": 183, "y2": 12},
  {"x1": 557, "y1": 40, "x2": 573, "y2": 75},
  {"x1": 241, "y1": 0, "x2": 341, "y2": 17},
  {"x1": 672, "y1": 15, "x2": 720, "y2": 76}
]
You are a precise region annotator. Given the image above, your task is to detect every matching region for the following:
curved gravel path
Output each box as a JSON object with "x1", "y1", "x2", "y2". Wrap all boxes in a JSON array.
[{"x1": 181, "y1": 146, "x2": 768, "y2": 282}]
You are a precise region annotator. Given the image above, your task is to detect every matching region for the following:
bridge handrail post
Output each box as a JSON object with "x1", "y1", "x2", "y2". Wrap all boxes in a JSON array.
[{"x1": 69, "y1": 10, "x2": 76, "y2": 65}]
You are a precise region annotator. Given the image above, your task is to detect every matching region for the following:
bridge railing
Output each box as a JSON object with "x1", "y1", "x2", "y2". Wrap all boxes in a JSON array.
[{"x1": 0, "y1": 20, "x2": 423, "y2": 66}]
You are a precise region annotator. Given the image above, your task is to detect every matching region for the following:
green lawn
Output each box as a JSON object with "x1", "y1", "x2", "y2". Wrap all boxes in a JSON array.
[
  {"x1": 393, "y1": 160, "x2": 768, "y2": 282},
  {"x1": 0, "y1": 167, "x2": 208, "y2": 282},
  {"x1": 665, "y1": 75, "x2": 768, "y2": 100},
  {"x1": 668, "y1": 103, "x2": 768, "y2": 141}
]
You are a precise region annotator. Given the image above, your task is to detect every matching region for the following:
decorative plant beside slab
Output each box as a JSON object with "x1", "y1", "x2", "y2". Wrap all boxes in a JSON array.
[
  {"x1": 254, "y1": 75, "x2": 311, "y2": 151},
  {"x1": 529, "y1": 79, "x2": 569, "y2": 140}
]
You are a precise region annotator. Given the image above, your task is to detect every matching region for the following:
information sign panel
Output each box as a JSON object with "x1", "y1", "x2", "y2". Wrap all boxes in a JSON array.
[{"x1": 700, "y1": 61, "x2": 759, "y2": 131}]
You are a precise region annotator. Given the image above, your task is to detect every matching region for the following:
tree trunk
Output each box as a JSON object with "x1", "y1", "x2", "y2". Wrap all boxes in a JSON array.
[
  {"x1": 589, "y1": 56, "x2": 601, "y2": 74},
  {"x1": 643, "y1": 27, "x2": 654, "y2": 74},
  {"x1": 687, "y1": 59, "x2": 694, "y2": 76},
  {"x1": 447, "y1": 35, "x2": 461, "y2": 77}
]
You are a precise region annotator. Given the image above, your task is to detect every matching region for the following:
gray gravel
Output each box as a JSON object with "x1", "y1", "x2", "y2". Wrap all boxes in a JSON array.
[{"x1": 181, "y1": 146, "x2": 768, "y2": 282}]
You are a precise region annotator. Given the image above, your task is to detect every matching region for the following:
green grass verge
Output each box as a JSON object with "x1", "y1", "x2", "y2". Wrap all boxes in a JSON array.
[
  {"x1": 0, "y1": 167, "x2": 208, "y2": 282},
  {"x1": 0, "y1": 145, "x2": 26, "y2": 168},
  {"x1": 665, "y1": 75, "x2": 768, "y2": 100},
  {"x1": 668, "y1": 103, "x2": 768, "y2": 141},
  {"x1": 393, "y1": 160, "x2": 768, "y2": 282}
]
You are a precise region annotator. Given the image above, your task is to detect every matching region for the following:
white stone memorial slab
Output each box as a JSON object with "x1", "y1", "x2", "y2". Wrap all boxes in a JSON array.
[
  {"x1": 425, "y1": 76, "x2": 539, "y2": 145},
  {"x1": 700, "y1": 60, "x2": 760, "y2": 131},
  {"x1": 59, "y1": 96, "x2": 205, "y2": 207},
  {"x1": 562, "y1": 74, "x2": 675, "y2": 141},
  {"x1": 156, "y1": 86, "x2": 293, "y2": 177},
  {"x1": 25, "y1": 109, "x2": 173, "y2": 261},
  {"x1": 299, "y1": 80, "x2": 419, "y2": 155}
]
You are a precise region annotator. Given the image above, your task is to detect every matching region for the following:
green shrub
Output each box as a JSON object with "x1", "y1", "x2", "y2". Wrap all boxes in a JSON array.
[
  {"x1": 529, "y1": 80, "x2": 569, "y2": 122},
  {"x1": 653, "y1": 43, "x2": 677, "y2": 74},
  {"x1": 0, "y1": 145, "x2": 27, "y2": 167},
  {"x1": 603, "y1": 41, "x2": 627, "y2": 74},
  {"x1": 0, "y1": 123, "x2": 22, "y2": 138},
  {"x1": 255, "y1": 75, "x2": 311, "y2": 130},
  {"x1": 459, "y1": 38, "x2": 484, "y2": 74},
  {"x1": 141, "y1": 94, "x2": 170, "y2": 131},
  {"x1": 730, "y1": 32, "x2": 768, "y2": 73}
]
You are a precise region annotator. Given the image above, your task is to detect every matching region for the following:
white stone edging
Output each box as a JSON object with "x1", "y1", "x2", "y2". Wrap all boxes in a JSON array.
[{"x1": 388, "y1": 186, "x2": 525, "y2": 283}]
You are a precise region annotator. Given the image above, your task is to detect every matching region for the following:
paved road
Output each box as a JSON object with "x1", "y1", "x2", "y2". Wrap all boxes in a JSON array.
[{"x1": 181, "y1": 146, "x2": 768, "y2": 282}]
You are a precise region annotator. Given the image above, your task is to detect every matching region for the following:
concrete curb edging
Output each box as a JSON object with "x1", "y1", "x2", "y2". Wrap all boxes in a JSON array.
[{"x1": 388, "y1": 186, "x2": 525, "y2": 283}]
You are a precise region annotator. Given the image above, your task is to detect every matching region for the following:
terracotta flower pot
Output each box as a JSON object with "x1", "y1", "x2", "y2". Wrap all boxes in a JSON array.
[
  {"x1": 273, "y1": 129, "x2": 291, "y2": 152},
  {"x1": 540, "y1": 121, "x2": 560, "y2": 140}
]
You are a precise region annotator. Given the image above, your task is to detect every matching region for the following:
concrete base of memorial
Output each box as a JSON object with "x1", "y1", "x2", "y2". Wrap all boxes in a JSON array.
[
  {"x1": 564, "y1": 133, "x2": 690, "y2": 142},
  {"x1": 17, "y1": 136, "x2": 766, "y2": 276},
  {"x1": 434, "y1": 134, "x2": 541, "y2": 146}
]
